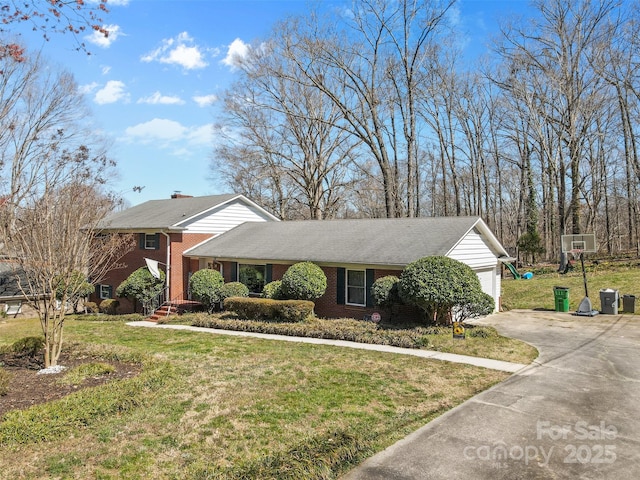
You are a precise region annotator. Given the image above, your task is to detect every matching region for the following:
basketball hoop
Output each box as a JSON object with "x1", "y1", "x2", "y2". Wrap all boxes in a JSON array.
[
  {"x1": 561, "y1": 234, "x2": 598, "y2": 316},
  {"x1": 568, "y1": 249, "x2": 583, "y2": 261}
]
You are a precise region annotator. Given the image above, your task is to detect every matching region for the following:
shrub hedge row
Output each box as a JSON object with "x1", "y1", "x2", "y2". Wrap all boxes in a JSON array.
[
  {"x1": 190, "y1": 315, "x2": 439, "y2": 349},
  {"x1": 223, "y1": 297, "x2": 315, "y2": 323}
]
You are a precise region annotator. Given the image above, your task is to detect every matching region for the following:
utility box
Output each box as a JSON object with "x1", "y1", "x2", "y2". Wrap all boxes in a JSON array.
[
  {"x1": 554, "y1": 286, "x2": 570, "y2": 312},
  {"x1": 600, "y1": 289, "x2": 619, "y2": 315},
  {"x1": 623, "y1": 294, "x2": 636, "y2": 314}
]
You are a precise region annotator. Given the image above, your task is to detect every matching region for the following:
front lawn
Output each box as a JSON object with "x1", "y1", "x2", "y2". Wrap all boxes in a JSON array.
[{"x1": 1, "y1": 316, "x2": 513, "y2": 479}]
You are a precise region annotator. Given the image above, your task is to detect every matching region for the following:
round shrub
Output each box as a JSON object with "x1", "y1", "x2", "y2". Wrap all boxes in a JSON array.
[
  {"x1": 371, "y1": 275, "x2": 402, "y2": 309},
  {"x1": 11, "y1": 336, "x2": 45, "y2": 356},
  {"x1": 99, "y1": 299, "x2": 120, "y2": 315},
  {"x1": 220, "y1": 282, "x2": 250, "y2": 301},
  {"x1": 189, "y1": 269, "x2": 225, "y2": 312},
  {"x1": 399, "y1": 256, "x2": 486, "y2": 324},
  {"x1": 83, "y1": 301, "x2": 99, "y2": 314},
  {"x1": 280, "y1": 262, "x2": 327, "y2": 301},
  {"x1": 262, "y1": 280, "x2": 283, "y2": 299}
]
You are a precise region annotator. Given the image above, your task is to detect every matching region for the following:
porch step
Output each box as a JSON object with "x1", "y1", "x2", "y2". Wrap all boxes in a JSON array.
[{"x1": 147, "y1": 304, "x2": 178, "y2": 322}]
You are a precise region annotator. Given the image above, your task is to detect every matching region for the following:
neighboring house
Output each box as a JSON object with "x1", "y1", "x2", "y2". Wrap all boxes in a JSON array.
[
  {"x1": 93, "y1": 193, "x2": 279, "y2": 313},
  {"x1": 0, "y1": 261, "x2": 38, "y2": 317},
  {"x1": 184, "y1": 216, "x2": 510, "y2": 321}
]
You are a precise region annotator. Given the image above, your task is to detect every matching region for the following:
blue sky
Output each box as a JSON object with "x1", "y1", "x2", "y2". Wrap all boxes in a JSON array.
[{"x1": 14, "y1": 0, "x2": 532, "y2": 207}]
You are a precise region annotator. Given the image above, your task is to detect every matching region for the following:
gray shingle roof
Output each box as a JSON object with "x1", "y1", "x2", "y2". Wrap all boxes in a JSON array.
[
  {"x1": 0, "y1": 261, "x2": 25, "y2": 300},
  {"x1": 185, "y1": 217, "x2": 500, "y2": 267},
  {"x1": 97, "y1": 194, "x2": 240, "y2": 230}
]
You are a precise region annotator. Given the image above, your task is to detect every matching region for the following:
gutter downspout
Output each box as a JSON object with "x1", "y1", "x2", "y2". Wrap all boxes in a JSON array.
[{"x1": 161, "y1": 231, "x2": 171, "y2": 300}]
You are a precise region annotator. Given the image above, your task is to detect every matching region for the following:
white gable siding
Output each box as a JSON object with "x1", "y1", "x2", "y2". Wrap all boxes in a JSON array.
[
  {"x1": 182, "y1": 200, "x2": 273, "y2": 234},
  {"x1": 447, "y1": 230, "x2": 499, "y2": 269},
  {"x1": 448, "y1": 229, "x2": 501, "y2": 312}
]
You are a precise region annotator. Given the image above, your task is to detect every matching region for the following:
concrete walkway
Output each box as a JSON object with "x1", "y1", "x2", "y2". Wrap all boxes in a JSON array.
[
  {"x1": 341, "y1": 310, "x2": 640, "y2": 479},
  {"x1": 126, "y1": 320, "x2": 527, "y2": 373}
]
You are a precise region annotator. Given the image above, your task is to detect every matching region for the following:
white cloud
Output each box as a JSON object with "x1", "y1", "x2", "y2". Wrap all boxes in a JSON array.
[
  {"x1": 79, "y1": 82, "x2": 99, "y2": 95},
  {"x1": 187, "y1": 124, "x2": 215, "y2": 146},
  {"x1": 137, "y1": 91, "x2": 185, "y2": 105},
  {"x1": 141, "y1": 32, "x2": 208, "y2": 70},
  {"x1": 123, "y1": 119, "x2": 213, "y2": 153},
  {"x1": 193, "y1": 94, "x2": 218, "y2": 107},
  {"x1": 86, "y1": 24, "x2": 124, "y2": 48},
  {"x1": 221, "y1": 38, "x2": 249, "y2": 70},
  {"x1": 94, "y1": 80, "x2": 129, "y2": 105}
]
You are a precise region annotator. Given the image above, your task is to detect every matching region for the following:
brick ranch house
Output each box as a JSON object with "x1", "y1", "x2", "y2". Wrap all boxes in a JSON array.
[
  {"x1": 91, "y1": 193, "x2": 279, "y2": 312},
  {"x1": 183, "y1": 216, "x2": 510, "y2": 321}
]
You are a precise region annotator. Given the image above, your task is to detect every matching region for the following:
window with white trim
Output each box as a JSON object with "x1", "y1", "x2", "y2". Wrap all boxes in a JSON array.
[
  {"x1": 98, "y1": 284, "x2": 112, "y2": 299},
  {"x1": 144, "y1": 233, "x2": 158, "y2": 249},
  {"x1": 346, "y1": 269, "x2": 366, "y2": 306}
]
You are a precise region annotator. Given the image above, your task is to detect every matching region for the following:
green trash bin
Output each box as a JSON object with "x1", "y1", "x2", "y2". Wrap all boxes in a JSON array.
[{"x1": 554, "y1": 286, "x2": 570, "y2": 312}]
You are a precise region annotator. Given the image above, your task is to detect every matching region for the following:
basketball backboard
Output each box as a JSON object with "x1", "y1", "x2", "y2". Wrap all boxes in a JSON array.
[{"x1": 561, "y1": 234, "x2": 597, "y2": 254}]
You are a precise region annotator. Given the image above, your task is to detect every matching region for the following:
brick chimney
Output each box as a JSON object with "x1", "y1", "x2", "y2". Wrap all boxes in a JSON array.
[{"x1": 171, "y1": 192, "x2": 193, "y2": 199}]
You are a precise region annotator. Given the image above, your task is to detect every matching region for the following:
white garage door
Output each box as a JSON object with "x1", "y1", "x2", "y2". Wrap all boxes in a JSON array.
[{"x1": 476, "y1": 268, "x2": 497, "y2": 309}]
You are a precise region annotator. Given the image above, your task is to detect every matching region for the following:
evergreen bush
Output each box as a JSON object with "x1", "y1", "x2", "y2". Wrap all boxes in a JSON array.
[
  {"x1": 116, "y1": 267, "x2": 165, "y2": 313},
  {"x1": 280, "y1": 262, "x2": 327, "y2": 301},
  {"x1": 399, "y1": 256, "x2": 490, "y2": 324},
  {"x1": 262, "y1": 280, "x2": 283, "y2": 299},
  {"x1": 371, "y1": 275, "x2": 402, "y2": 309},
  {"x1": 99, "y1": 299, "x2": 120, "y2": 315},
  {"x1": 220, "y1": 281, "x2": 249, "y2": 301},
  {"x1": 189, "y1": 269, "x2": 224, "y2": 313},
  {"x1": 224, "y1": 297, "x2": 314, "y2": 322}
]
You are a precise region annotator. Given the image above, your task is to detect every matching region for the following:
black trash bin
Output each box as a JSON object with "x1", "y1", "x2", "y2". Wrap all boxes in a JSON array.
[
  {"x1": 600, "y1": 289, "x2": 619, "y2": 315},
  {"x1": 623, "y1": 294, "x2": 636, "y2": 314}
]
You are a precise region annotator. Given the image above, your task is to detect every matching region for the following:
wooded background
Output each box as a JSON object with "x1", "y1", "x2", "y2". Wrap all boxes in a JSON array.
[{"x1": 210, "y1": 0, "x2": 640, "y2": 264}]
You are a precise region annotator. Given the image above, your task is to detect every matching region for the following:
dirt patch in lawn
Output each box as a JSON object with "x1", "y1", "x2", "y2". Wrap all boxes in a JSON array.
[{"x1": 0, "y1": 352, "x2": 142, "y2": 417}]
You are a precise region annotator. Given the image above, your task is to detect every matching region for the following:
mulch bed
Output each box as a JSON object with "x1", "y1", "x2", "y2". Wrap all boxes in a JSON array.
[{"x1": 0, "y1": 352, "x2": 142, "y2": 418}]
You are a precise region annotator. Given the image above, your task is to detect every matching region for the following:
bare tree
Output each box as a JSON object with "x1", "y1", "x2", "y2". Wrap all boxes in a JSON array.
[
  {"x1": 213, "y1": 35, "x2": 360, "y2": 220},
  {"x1": 494, "y1": 0, "x2": 620, "y2": 263},
  {"x1": 1, "y1": 0, "x2": 110, "y2": 63},
  {"x1": 0, "y1": 47, "x2": 132, "y2": 367},
  {"x1": 275, "y1": 0, "x2": 454, "y2": 218}
]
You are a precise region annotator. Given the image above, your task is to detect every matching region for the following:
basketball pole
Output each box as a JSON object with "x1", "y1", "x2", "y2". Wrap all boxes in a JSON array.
[{"x1": 579, "y1": 251, "x2": 588, "y2": 298}]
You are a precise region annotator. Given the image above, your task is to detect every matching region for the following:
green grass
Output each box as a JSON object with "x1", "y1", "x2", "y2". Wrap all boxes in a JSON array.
[
  {"x1": 502, "y1": 263, "x2": 640, "y2": 311},
  {"x1": 0, "y1": 317, "x2": 511, "y2": 479},
  {"x1": 57, "y1": 362, "x2": 117, "y2": 386}
]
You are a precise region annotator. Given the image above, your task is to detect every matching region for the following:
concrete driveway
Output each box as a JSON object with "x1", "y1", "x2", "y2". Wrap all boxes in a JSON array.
[{"x1": 342, "y1": 310, "x2": 640, "y2": 479}]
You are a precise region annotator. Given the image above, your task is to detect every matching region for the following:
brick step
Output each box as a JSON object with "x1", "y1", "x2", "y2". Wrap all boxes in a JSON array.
[{"x1": 147, "y1": 304, "x2": 178, "y2": 322}]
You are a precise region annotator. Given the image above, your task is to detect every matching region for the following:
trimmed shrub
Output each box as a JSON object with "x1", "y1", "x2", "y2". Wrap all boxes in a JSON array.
[
  {"x1": 371, "y1": 275, "x2": 402, "y2": 309},
  {"x1": 280, "y1": 262, "x2": 327, "y2": 301},
  {"x1": 399, "y1": 256, "x2": 488, "y2": 325},
  {"x1": 116, "y1": 267, "x2": 165, "y2": 313},
  {"x1": 189, "y1": 269, "x2": 224, "y2": 313},
  {"x1": 83, "y1": 301, "x2": 99, "y2": 314},
  {"x1": 99, "y1": 299, "x2": 119, "y2": 315},
  {"x1": 454, "y1": 291, "x2": 495, "y2": 323},
  {"x1": 11, "y1": 336, "x2": 45, "y2": 356},
  {"x1": 262, "y1": 280, "x2": 283, "y2": 300},
  {"x1": 224, "y1": 297, "x2": 314, "y2": 323},
  {"x1": 0, "y1": 368, "x2": 10, "y2": 396},
  {"x1": 220, "y1": 282, "x2": 249, "y2": 301}
]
